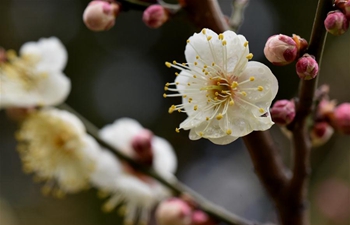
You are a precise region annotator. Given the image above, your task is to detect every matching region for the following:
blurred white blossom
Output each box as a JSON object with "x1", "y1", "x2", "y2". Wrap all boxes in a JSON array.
[
  {"x1": 91, "y1": 118, "x2": 177, "y2": 224},
  {"x1": 164, "y1": 28, "x2": 278, "y2": 144},
  {"x1": 16, "y1": 108, "x2": 101, "y2": 196},
  {"x1": 0, "y1": 37, "x2": 70, "y2": 109}
]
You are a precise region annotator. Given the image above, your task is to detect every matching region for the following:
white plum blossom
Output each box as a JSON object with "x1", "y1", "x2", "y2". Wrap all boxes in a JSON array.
[
  {"x1": 164, "y1": 28, "x2": 278, "y2": 145},
  {"x1": 91, "y1": 118, "x2": 177, "y2": 225},
  {"x1": 16, "y1": 108, "x2": 101, "y2": 197},
  {"x1": 0, "y1": 37, "x2": 70, "y2": 109}
]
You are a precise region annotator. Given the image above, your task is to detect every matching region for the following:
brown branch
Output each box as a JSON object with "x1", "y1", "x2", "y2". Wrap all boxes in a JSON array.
[
  {"x1": 243, "y1": 132, "x2": 289, "y2": 203},
  {"x1": 182, "y1": 0, "x2": 230, "y2": 33},
  {"x1": 278, "y1": 1, "x2": 333, "y2": 225}
]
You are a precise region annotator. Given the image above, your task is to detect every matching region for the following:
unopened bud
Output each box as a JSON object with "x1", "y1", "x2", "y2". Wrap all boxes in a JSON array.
[
  {"x1": 335, "y1": 0, "x2": 350, "y2": 20},
  {"x1": 333, "y1": 103, "x2": 350, "y2": 134},
  {"x1": 191, "y1": 210, "x2": 216, "y2": 225},
  {"x1": 270, "y1": 100, "x2": 295, "y2": 125},
  {"x1": 264, "y1": 34, "x2": 298, "y2": 66},
  {"x1": 156, "y1": 198, "x2": 192, "y2": 225},
  {"x1": 324, "y1": 10, "x2": 349, "y2": 36},
  {"x1": 311, "y1": 122, "x2": 334, "y2": 147},
  {"x1": 131, "y1": 129, "x2": 154, "y2": 166},
  {"x1": 296, "y1": 54, "x2": 319, "y2": 80},
  {"x1": 83, "y1": 1, "x2": 120, "y2": 32},
  {"x1": 142, "y1": 5, "x2": 169, "y2": 29},
  {"x1": 317, "y1": 99, "x2": 337, "y2": 119}
]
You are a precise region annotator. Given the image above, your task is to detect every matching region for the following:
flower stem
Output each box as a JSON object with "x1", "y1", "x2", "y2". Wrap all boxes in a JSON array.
[{"x1": 57, "y1": 103, "x2": 264, "y2": 225}]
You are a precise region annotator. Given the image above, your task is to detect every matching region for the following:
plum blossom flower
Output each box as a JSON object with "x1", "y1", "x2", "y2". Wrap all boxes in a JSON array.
[
  {"x1": 91, "y1": 118, "x2": 177, "y2": 225},
  {"x1": 16, "y1": 108, "x2": 101, "y2": 197},
  {"x1": 0, "y1": 37, "x2": 70, "y2": 109},
  {"x1": 164, "y1": 28, "x2": 278, "y2": 145}
]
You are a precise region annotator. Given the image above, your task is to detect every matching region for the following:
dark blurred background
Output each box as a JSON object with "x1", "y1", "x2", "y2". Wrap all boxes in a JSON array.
[{"x1": 0, "y1": 0, "x2": 349, "y2": 224}]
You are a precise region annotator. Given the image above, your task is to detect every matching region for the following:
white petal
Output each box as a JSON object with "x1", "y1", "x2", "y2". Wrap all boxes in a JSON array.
[
  {"x1": 208, "y1": 135, "x2": 239, "y2": 145},
  {"x1": 152, "y1": 136, "x2": 177, "y2": 176},
  {"x1": 90, "y1": 149, "x2": 122, "y2": 191},
  {"x1": 238, "y1": 61, "x2": 278, "y2": 104},
  {"x1": 99, "y1": 118, "x2": 143, "y2": 157},
  {"x1": 20, "y1": 37, "x2": 67, "y2": 72}
]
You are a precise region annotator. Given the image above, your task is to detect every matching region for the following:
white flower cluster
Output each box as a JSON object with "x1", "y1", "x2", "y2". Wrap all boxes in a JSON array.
[
  {"x1": 0, "y1": 37, "x2": 70, "y2": 109},
  {"x1": 2, "y1": 38, "x2": 177, "y2": 225}
]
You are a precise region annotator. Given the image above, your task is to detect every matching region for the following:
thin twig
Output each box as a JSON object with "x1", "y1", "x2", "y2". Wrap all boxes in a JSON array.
[
  {"x1": 57, "y1": 103, "x2": 264, "y2": 225},
  {"x1": 229, "y1": 0, "x2": 249, "y2": 32}
]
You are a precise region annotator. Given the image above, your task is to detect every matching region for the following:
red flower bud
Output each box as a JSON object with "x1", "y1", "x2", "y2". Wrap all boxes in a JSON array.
[
  {"x1": 296, "y1": 54, "x2": 319, "y2": 80},
  {"x1": 333, "y1": 103, "x2": 350, "y2": 134},
  {"x1": 83, "y1": 1, "x2": 120, "y2": 32},
  {"x1": 142, "y1": 5, "x2": 169, "y2": 29},
  {"x1": 270, "y1": 100, "x2": 296, "y2": 125},
  {"x1": 264, "y1": 34, "x2": 298, "y2": 66},
  {"x1": 324, "y1": 10, "x2": 349, "y2": 36}
]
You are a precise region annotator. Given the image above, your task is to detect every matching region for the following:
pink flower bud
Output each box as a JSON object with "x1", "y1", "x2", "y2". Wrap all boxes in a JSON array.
[
  {"x1": 335, "y1": 0, "x2": 350, "y2": 20},
  {"x1": 156, "y1": 198, "x2": 192, "y2": 225},
  {"x1": 264, "y1": 34, "x2": 298, "y2": 66},
  {"x1": 311, "y1": 122, "x2": 334, "y2": 147},
  {"x1": 83, "y1": 1, "x2": 120, "y2": 32},
  {"x1": 333, "y1": 103, "x2": 350, "y2": 134},
  {"x1": 131, "y1": 129, "x2": 154, "y2": 166},
  {"x1": 270, "y1": 100, "x2": 295, "y2": 125},
  {"x1": 324, "y1": 10, "x2": 349, "y2": 36},
  {"x1": 191, "y1": 210, "x2": 216, "y2": 225},
  {"x1": 142, "y1": 5, "x2": 169, "y2": 29},
  {"x1": 317, "y1": 99, "x2": 337, "y2": 119},
  {"x1": 296, "y1": 54, "x2": 319, "y2": 80}
]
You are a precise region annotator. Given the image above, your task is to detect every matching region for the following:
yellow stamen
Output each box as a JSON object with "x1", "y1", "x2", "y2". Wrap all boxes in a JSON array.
[
  {"x1": 175, "y1": 128, "x2": 180, "y2": 133},
  {"x1": 257, "y1": 86, "x2": 264, "y2": 91},
  {"x1": 244, "y1": 41, "x2": 249, "y2": 47},
  {"x1": 229, "y1": 100, "x2": 234, "y2": 106},
  {"x1": 202, "y1": 29, "x2": 206, "y2": 34},
  {"x1": 226, "y1": 129, "x2": 232, "y2": 135},
  {"x1": 216, "y1": 113, "x2": 223, "y2": 120},
  {"x1": 163, "y1": 93, "x2": 167, "y2": 98},
  {"x1": 249, "y1": 76, "x2": 255, "y2": 81},
  {"x1": 218, "y1": 34, "x2": 224, "y2": 40},
  {"x1": 207, "y1": 36, "x2": 212, "y2": 41},
  {"x1": 165, "y1": 62, "x2": 172, "y2": 68},
  {"x1": 231, "y1": 81, "x2": 238, "y2": 88},
  {"x1": 259, "y1": 108, "x2": 265, "y2": 113},
  {"x1": 222, "y1": 40, "x2": 227, "y2": 46},
  {"x1": 194, "y1": 105, "x2": 198, "y2": 111},
  {"x1": 246, "y1": 53, "x2": 253, "y2": 60}
]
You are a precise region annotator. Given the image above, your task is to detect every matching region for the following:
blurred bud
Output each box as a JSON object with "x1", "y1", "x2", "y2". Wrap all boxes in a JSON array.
[
  {"x1": 333, "y1": 103, "x2": 350, "y2": 134},
  {"x1": 156, "y1": 198, "x2": 192, "y2": 225},
  {"x1": 311, "y1": 122, "x2": 334, "y2": 147},
  {"x1": 191, "y1": 210, "x2": 216, "y2": 225},
  {"x1": 83, "y1": 1, "x2": 120, "y2": 32},
  {"x1": 317, "y1": 99, "x2": 337, "y2": 119},
  {"x1": 131, "y1": 129, "x2": 154, "y2": 166},
  {"x1": 270, "y1": 100, "x2": 295, "y2": 125},
  {"x1": 0, "y1": 47, "x2": 6, "y2": 63},
  {"x1": 324, "y1": 10, "x2": 349, "y2": 36},
  {"x1": 142, "y1": 5, "x2": 169, "y2": 29},
  {"x1": 335, "y1": 0, "x2": 350, "y2": 20},
  {"x1": 296, "y1": 54, "x2": 319, "y2": 80},
  {"x1": 264, "y1": 34, "x2": 298, "y2": 66}
]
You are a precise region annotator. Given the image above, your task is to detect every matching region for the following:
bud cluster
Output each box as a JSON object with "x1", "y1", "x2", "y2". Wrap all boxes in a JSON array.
[
  {"x1": 324, "y1": 0, "x2": 350, "y2": 35},
  {"x1": 82, "y1": 1, "x2": 176, "y2": 31},
  {"x1": 156, "y1": 198, "x2": 216, "y2": 225}
]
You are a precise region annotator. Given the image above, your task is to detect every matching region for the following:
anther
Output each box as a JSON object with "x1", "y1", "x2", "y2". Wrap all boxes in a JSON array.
[
  {"x1": 241, "y1": 91, "x2": 247, "y2": 96},
  {"x1": 259, "y1": 108, "x2": 265, "y2": 113},
  {"x1": 196, "y1": 55, "x2": 200, "y2": 59},
  {"x1": 244, "y1": 41, "x2": 249, "y2": 47},
  {"x1": 164, "y1": 86, "x2": 168, "y2": 91},
  {"x1": 204, "y1": 65, "x2": 207, "y2": 68},
  {"x1": 175, "y1": 72, "x2": 179, "y2": 76},
  {"x1": 187, "y1": 39, "x2": 190, "y2": 43},
  {"x1": 222, "y1": 40, "x2": 227, "y2": 46},
  {"x1": 165, "y1": 62, "x2": 172, "y2": 68},
  {"x1": 229, "y1": 100, "x2": 234, "y2": 106},
  {"x1": 216, "y1": 113, "x2": 223, "y2": 120},
  {"x1": 215, "y1": 92, "x2": 219, "y2": 96},
  {"x1": 165, "y1": 83, "x2": 170, "y2": 86},
  {"x1": 207, "y1": 36, "x2": 212, "y2": 41},
  {"x1": 199, "y1": 132, "x2": 204, "y2": 137},
  {"x1": 226, "y1": 129, "x2": 232, "y2": 135},
  {"x1": 194, "y1": 105, "x2": 198, "y2": 111},
  {"x1": 173, "y1": 60, "x2": 177, "y2": 64},
  {"x1": 218, "y1": 34, "x2": 224, "y2": 40},
  {"x1": 231, "y1": 81, "x2": 238, "y2": 88},
  {"x1": 175, "y1": 128, "x2": 180, "y2": 133},
  {"x1": 193, "y1": 75, "x2": 197, "y2": 78},
  {"x1": 194, "y1": 62, "x2": 198, "y2": 66},
  {"x1": 163, "y1": 93, "x2": 167, "y2": 98},
  {"x1": 168, "y1": 105, "x2": 175, "y2": 113},
  {"x1": 249, "y1": 76, "x2": 255, "y2": 81},
  {"x1": 201, "y1": 29, "x2": 206, "y2": 34},
  {"x1": 206, "y1": 117, "x2": 210, "y2": 121},
  {"x1": 246, "y1": 53, "x2": 253, "y2": 60},
  {"x1": 212, "y1": 62, "x2": 215, "y2": 66},
  {"x1": 257, "y1": 86, "x2": 264, "y2": 91},
  {"x1": 187, "y1": 83, "x2": 191, "y2": 86}
]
